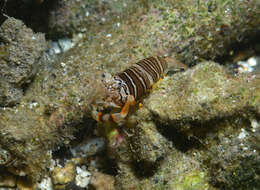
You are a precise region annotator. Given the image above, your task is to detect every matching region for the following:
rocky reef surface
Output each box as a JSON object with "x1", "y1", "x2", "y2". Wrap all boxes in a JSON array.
[
  {"x1": 0, "y1": 0, "x2": 259, "y2": 189},
  {"x1": 0, "y1": 17, "x2": 46, "y2": 106}
]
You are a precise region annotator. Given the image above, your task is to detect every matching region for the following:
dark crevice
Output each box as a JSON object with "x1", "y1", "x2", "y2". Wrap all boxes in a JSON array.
[
  {"x1": 155, "y1": 120, "x2": 204, "y2": 152},
  {"x1": 0, "y1": 0, "x2": 61, "y2": 36},
  {"x1": 131, "y1": 158, "x2": 163, "y2": 179},
  {"x1": 52, "y1": 118, "x2": 119, "y2": 176},
  {"x1": 215, "y1": 30, "x2": 260, "y2": 64},
  {"x1": 153, "y1": 111, "x2": 254, "y2": 153}
]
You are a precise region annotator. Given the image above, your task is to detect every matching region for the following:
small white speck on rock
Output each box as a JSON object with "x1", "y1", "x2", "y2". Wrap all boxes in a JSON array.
[{"x1": 238, "y1": 128, "x2": 247, "y2": 139}]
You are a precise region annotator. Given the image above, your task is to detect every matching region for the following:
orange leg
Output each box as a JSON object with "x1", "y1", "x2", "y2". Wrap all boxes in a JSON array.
[
  {"x1": 111, "y1": 95, "x2": 135, "y2": 124},
  {"x1": 92, "y1": 95, "x2": 135, "y2": 124}
]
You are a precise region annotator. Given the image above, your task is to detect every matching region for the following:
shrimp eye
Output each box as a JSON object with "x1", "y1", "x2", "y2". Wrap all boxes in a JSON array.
[
  {"x1": 101, "y1": 73, "x2": 106, "y2": 79},
  {"x1": 117, "y1": 81, "x2": 122, "y2": 87}
]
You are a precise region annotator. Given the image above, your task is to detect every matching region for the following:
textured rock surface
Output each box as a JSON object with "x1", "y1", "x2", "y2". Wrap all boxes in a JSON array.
[
  {"x1": 90, "y1": 172, "x2": 115, "y2": 190},
  {"x1": 1, "y1": 0, "x2": 139, "y2": 39},
  {"x1": 0, "y1": 17, "x2": 46, "y2": 106},
  {"x1": 52, "y1": 162, "x2": 75, "y2": 186},
  {"x1": 115, "y1": 150, "x2": 216, "y2": 190},
  {"x1": 0, "y1": 172, "x2": 16, "y2": 188},
  {"x1": 144, "y1": 62, "x2": 260, "y2": 124}
]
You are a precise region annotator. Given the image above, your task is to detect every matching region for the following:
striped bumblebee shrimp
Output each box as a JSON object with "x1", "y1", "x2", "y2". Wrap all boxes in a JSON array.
[{"x1": 91, "y1": 56, "x2": 186, "y2": 126}]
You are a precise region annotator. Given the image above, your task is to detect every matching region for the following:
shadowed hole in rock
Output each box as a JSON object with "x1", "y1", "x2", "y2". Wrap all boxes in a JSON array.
[
  {"x1": 65, "y1": 182, "x2": 90, "y2": 190},
  {"x1": 154, "y1": 112, "x2": 253, "y2": 153},
  {"x1": 215, "y1": 30, "x2": 260, "y2": 65},
  {"x1": 155, "y1": 120, "x2": 203, "y2": 152},
  {"x1": 52, "y1": 120, "x2": 118, "y2": 176},
  {"x1": 131, "y1": 159, "x2": 162, "y2": 179}
]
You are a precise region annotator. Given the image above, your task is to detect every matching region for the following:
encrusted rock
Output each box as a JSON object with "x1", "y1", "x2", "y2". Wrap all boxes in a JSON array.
[
  {"x1": 115, "y1": 150, "x2": 214, "y2": 190},
  {"x1": 70, "y1": 137, "x2": 105, "y2": 158},
  {"x1": 0, "y1": 173, "x2": 16, "y2": 188},
  {"x1": 0, "y1": 146, "x2": 11, "y2": 165},
  {"x1": 129, "y1": 120, "x2": 170, "y2": 162},
  {"x1": 52, "y1": 162, "x2": 75, "y2": 186},
  {"x1": 37, "y1": 177, "x2": 53, "y2": 190},
  {"x1": 145, "y1": 61, "x2": 260, "y2": 126},
  {"x1": 90, "y1": 172, "x2": 115, "y2": 190},
  {"x1": 0, "y1": 17, "x2": 46, "y2": 106},
  {"x1": 75, "y1": 166, "x2": 91, "y2": 188},
  {"x1": 17, "y1": 177, "x2": 35, "y2": 190}
]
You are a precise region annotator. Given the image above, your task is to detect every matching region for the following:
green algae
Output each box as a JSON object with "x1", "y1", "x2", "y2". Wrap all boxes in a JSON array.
[{"x1": 170, "y1": 171, "x2": 210, "y2": 190}]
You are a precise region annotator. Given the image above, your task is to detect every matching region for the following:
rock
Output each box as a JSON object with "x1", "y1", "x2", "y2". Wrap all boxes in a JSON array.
[
  {"x1": 36, "y1": 176, "x2": 53, "y2": 190},
  {"x1": 0, "y1": 146, "x2": 11, "y2": 165},
  {"x1": 145, "y1": 61, "x2": 260, "y2": 126},
  {"x1": 90, "y1": 172, "x2": 115, "y2": 190},
  {"x1": 128, "y1": 120, "x2": 170, "y2": 163},
  {"x1": 75, "y1": 166, "x2": 91, "y2": 188},
  {"x1": 1, "y1": 0, "x2": 139, "y2": 39},
  {"x1": 115, "y1": 150, "x2": 216, "y2": 190},
  {"x1": 194, "y1": 117, "x2": 260, "y2": 189},
  {"x1": 52, "y1": 162, "x2": 75, "y2": 185},
  {"x1": 0, "y1": 81, "x2": 23, "y2": 107},
  {"x1": 17, "y1": 177, "x2": 35, "y2": 190},
  {"x1": 0, "y1": 173, "x2": 16, "y2": 188},
  {"x1": 70, "y1": 137, "x2": 105, "y2": 158},
  {"x1": 0, "y1": 17, "x2": 46, "y2": 106}
]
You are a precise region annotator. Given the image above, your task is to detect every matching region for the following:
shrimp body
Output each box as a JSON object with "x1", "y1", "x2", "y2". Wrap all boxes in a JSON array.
[{"x1": 92, "y1": 56, "x2": 178, "y2": 124}]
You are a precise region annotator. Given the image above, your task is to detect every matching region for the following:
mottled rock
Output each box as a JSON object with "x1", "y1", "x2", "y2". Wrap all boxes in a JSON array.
[
  {"x1": 52, "y1": 162, "x2": 75, "y2": 185},
  {"x1": 17, "y1": 177, "x2": 35, "y2": 190},
  {"x1": 0, "y1": 17, "x2": 46, "y2": 106},
  {"x1": 115, "y1": 150, "x2": 215, "y2": 190},
  {"x1": 0, "y1": 81, "x2": 23, "y2": 107},
  {"x1": 0, "y1": 173, "x2": 16, "y2": 188},
  {"x1": 0, "y1": 146, "x2": 11, "y2": 165},
  {"x1": 37, "y1": 177, "x2": 53, "y2": 190},
  {"x1": 75, "y1": 166, "x2": 91, "y2": 188},
  {"x1": 194, "y1": 117, "x2": 260, "y2": 190},
  {"x1": 129, "y1": 120, "x2": 170, "y2": 163},
  {"x1": 145, "y1": 62, "x2": 260, "y2": 126},
  {"x1": 1, "y1": 0, "x2": 139, "y2": 39},
  {"x1": 90, "y1": 172, "x2": 115, "y2": 190}
]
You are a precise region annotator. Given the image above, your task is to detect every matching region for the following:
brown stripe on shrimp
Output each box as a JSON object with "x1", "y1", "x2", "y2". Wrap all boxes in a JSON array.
[
  {"x1": 91, "y1": 56, "x2": 186, "y2": 124},
  {"x1": 137, "y1": 58, "x2": 158, "y2": 82}
]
